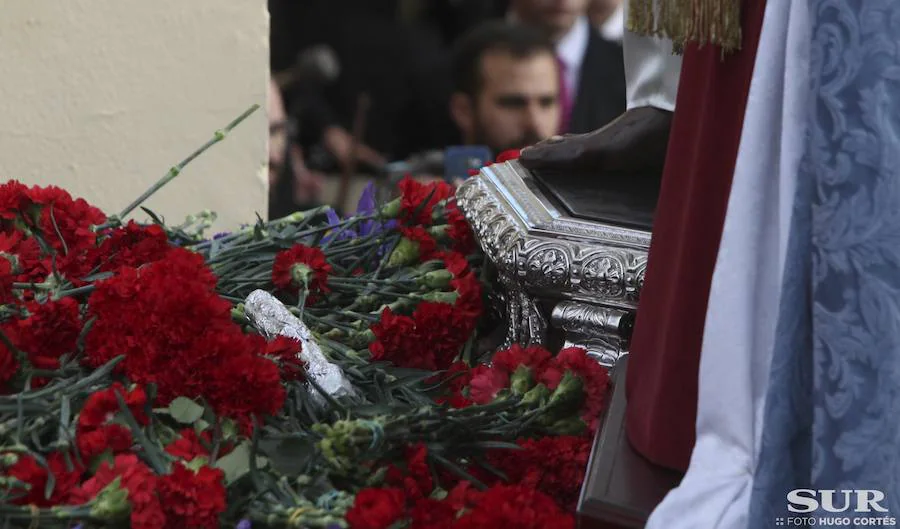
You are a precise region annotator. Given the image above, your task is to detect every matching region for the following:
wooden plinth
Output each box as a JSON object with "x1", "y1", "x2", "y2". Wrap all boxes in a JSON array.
[{"x1": 577, "y1": 355, "x2": 684, "y2": 528}]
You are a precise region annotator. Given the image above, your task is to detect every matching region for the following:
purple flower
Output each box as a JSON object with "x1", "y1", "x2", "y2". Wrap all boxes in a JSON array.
[
  {"x1": 356, "y1": 181, "x2": 376, "y2": 215},
  {"x1": 324, "y1": 208, "x2": 357, "y2": 243},
  {"x1": 356, "y1": 182, "x2": 377, "y2": 237},
  {"x1": 236, "y1": 520, "x2": 252, "y2": 529},
  {"x1": 323, "y1": 183, "x2": 396, "y2": 243}
]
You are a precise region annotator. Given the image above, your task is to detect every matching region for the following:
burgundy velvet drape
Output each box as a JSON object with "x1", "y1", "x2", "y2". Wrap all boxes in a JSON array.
[{"x1": 624, "y1": 0, "x2": 769, "y2": 472}]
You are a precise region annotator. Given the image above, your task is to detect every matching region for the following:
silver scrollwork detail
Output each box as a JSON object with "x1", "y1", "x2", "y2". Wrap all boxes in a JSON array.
[
  {"x1": 522, "y1": 245, "x2": 570, "y2": 288},
  {"x1": 580, "y1": 254, "x2": 625, "y2": 297},
  {"x1": 456, "y1": 162, "x2": 653, "y2": 361},
  {"x1": 498, "y1": 276, "x2": 547, "y2": 350},
  {"x1": 551, "y1": 301, "x2": 629, "y2": 367}
]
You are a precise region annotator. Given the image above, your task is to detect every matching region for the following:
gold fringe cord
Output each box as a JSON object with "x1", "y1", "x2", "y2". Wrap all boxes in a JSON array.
[{"x1": 626, "y1": 0, "x2": 742, "y2": 55}]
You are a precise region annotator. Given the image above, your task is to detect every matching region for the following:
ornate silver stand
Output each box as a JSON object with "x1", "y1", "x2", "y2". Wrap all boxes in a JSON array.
[{"x1": 456, "y1": 161, "x2": 651, "y2": 367}]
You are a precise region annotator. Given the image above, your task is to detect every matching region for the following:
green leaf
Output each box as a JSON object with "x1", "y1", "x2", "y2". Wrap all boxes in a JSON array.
[
  {"x1": 167, "y1": 397, "x2": 204, "y2": 425},
  {"x1": 214, "y1": 442, "x2": 251, "y2": 484},
  {"x1": 140, "y1": 207, "x2": 166, "y2": 226},
  {"x1": 221, "y1": 418, "x2": 239, "y2": 440}
]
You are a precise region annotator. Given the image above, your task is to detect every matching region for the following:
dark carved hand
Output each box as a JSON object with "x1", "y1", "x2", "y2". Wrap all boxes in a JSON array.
[{"x1": 519, "y1": 107, "x2": 673, "y2": 175}]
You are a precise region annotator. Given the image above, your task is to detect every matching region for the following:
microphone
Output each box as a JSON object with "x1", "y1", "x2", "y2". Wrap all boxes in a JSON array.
[{"x1": 274, "y1": 45, "x2": 341, "y2": 90}]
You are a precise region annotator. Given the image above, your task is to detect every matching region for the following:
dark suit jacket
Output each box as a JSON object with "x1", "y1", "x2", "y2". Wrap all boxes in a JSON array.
[
  {"x1": 269, "y1": 0, "x2": 457, "y2": 161},
  {"x1": 568, "y1": 30, "x2": 627, "y2": 134}
]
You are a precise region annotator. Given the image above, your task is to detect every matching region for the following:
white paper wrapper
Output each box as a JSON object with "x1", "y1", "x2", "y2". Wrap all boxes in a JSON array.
[{"x1": 243, "y1": 289, "x2": 356, "y2": 406}]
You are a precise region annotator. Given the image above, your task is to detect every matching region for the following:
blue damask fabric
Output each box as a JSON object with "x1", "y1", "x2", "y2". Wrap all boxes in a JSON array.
[{"x1": 748, "y1": 1, "x2": 900, "y2": 526}]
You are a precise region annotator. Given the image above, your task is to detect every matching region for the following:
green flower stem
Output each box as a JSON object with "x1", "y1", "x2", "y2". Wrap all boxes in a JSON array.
[
  {"x1": 342, "y1": 235, "x2": 389, "y2": 273},
  {"x1": 108, "y1": 104, "x2": 260, "y2": 226},
  {"x1": 300, "y1": 311, "x2": 359, "y2": 334},
  {"x1": 10, "y1": 282, "x2": 54, "y2": 291},
  {"x1": 373, "y1": 235, "x2": 402, "y2": 279},
  {"x1": 0, "y1": 504, "x2": 93, "y2": 521},
  {"x1": 0, "y1": 356, "x2": 122, "y2": 404},
  {"x1": 324, "y1": 238, "x2": 393, "y2": 260},
  {"x1": 326, "y1": 277, "x2": 417, "y2": 287},
  {"x1": 55, "y1": 284, "x2": 96, "y2": 299},
  {"x1": 319, "y1": 218, "x2": 362, "y2": 251}
]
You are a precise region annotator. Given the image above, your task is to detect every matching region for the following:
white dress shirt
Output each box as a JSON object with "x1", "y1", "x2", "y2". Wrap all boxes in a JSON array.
[
  {"x1": 599, "y1": 3, "x2": 625, "y2": 43},
  {"x1": 555, "y1": 16, "x2": 591, "y2": 105}
]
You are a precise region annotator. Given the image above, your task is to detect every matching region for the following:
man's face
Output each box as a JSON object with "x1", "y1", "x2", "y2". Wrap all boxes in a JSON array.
[
  {"x1": 514, "y1": 0, "x2": 589, "y2": 37},
  {"x1": 460, "y1": 51, "x2": 560, "y2": 154}
]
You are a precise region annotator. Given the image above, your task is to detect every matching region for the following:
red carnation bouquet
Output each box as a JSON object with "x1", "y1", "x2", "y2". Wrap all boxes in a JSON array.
[{"x1": 0, "y1": 110, "x2": 609, "y2": 529}]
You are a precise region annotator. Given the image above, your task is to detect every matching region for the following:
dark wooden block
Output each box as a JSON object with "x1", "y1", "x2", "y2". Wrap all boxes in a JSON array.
[
  {"x1": 531, "y1": 170, "x2": 661, "y2": 231},
  {"x1": 577, "y1": 355, "x2": 684, "y2": 529}
]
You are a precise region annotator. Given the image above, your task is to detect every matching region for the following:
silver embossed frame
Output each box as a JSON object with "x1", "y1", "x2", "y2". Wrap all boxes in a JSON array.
[{"x1": 456, "y1": 160, "x2": 651, "y2": 366}]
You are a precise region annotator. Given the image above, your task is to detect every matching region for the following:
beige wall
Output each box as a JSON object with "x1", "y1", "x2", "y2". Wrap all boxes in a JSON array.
[{"x1": 0, "y1": 1, "x2": 269, "y2": 230}]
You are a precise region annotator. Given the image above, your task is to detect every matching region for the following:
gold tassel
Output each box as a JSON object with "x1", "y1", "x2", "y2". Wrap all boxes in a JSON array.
[{"x1": 626, "y1": 0, "x2": 742, "y2": 55}]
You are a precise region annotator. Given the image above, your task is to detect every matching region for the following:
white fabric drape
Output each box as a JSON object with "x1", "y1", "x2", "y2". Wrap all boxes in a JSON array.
[
  {"x1": 643, "y1": 0, "x2": 810, "y2": 527},
  {"x1": 622, "y1": 0, "x2": 682, "y2": 111}
]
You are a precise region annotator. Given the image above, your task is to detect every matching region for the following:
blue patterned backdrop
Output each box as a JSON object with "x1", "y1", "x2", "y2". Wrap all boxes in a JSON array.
[{"x1": 748, "y1": 1, "x2": 900, "y2": 527}]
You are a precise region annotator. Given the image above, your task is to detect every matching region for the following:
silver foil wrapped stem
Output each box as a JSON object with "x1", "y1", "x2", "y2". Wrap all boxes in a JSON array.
[{"x1": 243, "y1": 289, "x2": 356, "y2": 407}]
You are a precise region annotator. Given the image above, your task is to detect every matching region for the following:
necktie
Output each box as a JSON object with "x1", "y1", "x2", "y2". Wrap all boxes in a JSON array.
[{"x1": 557, "y1": 56, "x2": 573, "y2": 134}]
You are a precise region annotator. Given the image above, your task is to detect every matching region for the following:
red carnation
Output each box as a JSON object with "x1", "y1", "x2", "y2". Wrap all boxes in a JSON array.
[
  {"x1": 207, "y1": 350, "x2": 286, "y2": 419},
  {"x1": 8, "y1": 236, "x2": 51, "y2": 288},
  {"x1": 78, "y1": 383, "x2": 148, "y2": 430},
  {"x1": 157, "y1": 462, "x2": 227, "y2": 529},
  {"x1": 468, "y1": 364, "x2": 510, "y2": 404},
  {"x1": 28, "y1": 185, "x2": 106, "y2": 275},
  {"x1": 385, "y1": 444, "x2": 433, "y2": 499},
  {"x1": 369, "y1": 308, "x2": 419, "y2": 367},
  {"x1": 94, "y1": 220, "x2": 171, "y2": 272},
  {"x1": 468, "y1": 345, "x2": 552, "y2": 404},
  {"x1": 76, "y1": 383, "x2": 148, "y2": 460},
  {"x1": 434, "y1": 361, "x2": 472, "y2": 394},
  {"x1": 0, "y1": 251, "x2": 15, "y2": 304},
  {"x1": 165, "y1": 428, "x2": 235, "y2": 463},
  {"x1": 345, "y1": 488, "x2": 406, "y2": 529},
  {"x1": 487, "y1": 436, "x2": 591, "y2": 511},
  {"x1": 166, "y1": 429, "x2": 210, "y2": 462},
  {"x1": 451, "y1": 272, "x2": 482, "y2": 321},
  {"x1": 0, "y1": 297, "x2": 83, "y2": 387},
  {"x1": 398, "y1": 176, "x2": 454, "y2": 226},
  {"x1": 446, "y1": 203, "x2": 476, "y2": 255},
  {"x1": 70, "y1": 453, "x2": 165, "y2": 529},
  {"x1": 409, "y1": 498, "x2": 457, "y2": 529},
  {"x1": 272, "y1": 244, "x2": 331, "y2": 301},
  {"x1": 85, "y1": 247, "x2": 285, "y2": 420},
  {"x1": 453, "y1": 484, "x2": 574, "y2": 529},
  {"x1": 539, "y1": 347, "x2": 610, "y2": 430},
  {"x1": 492, "y1": 344, "x2": 552, "y2": 375},
  {"x1": 369, "y1": 302, "x2": 471, "y2": 371},
  {"x1": 263, "y1": 336, "x2": 306, "y2": 381},
  {"x1": 0, "y1": 180, "x2": 33, "y2": 220},
  {"x1": 5, "y1": 451, "x2": 82, "y2": 507},
  {"x1": 440, "y1": 251, "x2": 471, "y2": 278},
  {"x1": 368, "y1": 261, "x2": 482, "y2": 372},
  {"x1": 409, "y1": 301, "x2": 470, "y2": 369}
]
